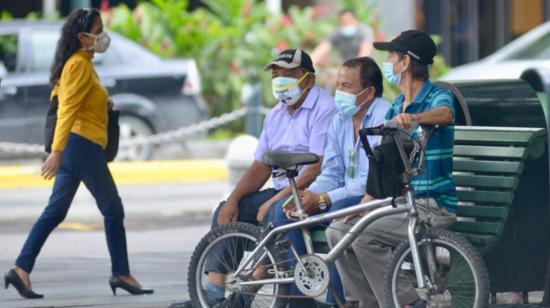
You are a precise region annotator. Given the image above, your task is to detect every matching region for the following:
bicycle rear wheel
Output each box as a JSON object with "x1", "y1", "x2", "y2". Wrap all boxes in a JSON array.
[
  {"x1": 187, "y1": 222, "x2": 288, "y2": 308},
  {"x1": 384, "y1": 228, "x2": 490, "y2": 308}
]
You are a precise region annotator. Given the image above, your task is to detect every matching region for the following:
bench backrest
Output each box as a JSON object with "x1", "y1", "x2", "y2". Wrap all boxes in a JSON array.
[
  {"x1": 448, "y1": 126, "x2": 546, "y2": 253},
  {"x1": 311, "y1": 126, "x2": 547, "y2": 255}
]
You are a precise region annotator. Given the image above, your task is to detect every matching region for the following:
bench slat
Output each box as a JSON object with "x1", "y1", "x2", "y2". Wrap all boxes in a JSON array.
[
  {"x1": 455, "y1": 130, "x2": 539, "y2": 146},
  {"x1": 456, "y1": 205, "x2": 508, "y2": 219},
  {"x1": 453, "y1": 159, "x2": 524, "y2": 174},
  {"x1": 453, "y1": 174, "x2": 518, "y2": 189},
  {"x1": 449, "y1": 221, "x2": 503, "y2": 235},
  {"x1": 312, "y1": 242, "x2": 330, "y2": 254},
  {"x1": 456, "y1": 190, "x2": 514, "y2": 205},
  {"x1": 311, "y1": 229, "x2": 327, "y2": 242},
  {"x1": 454, "y1": 145, "x2": 527, "y2": 159}
]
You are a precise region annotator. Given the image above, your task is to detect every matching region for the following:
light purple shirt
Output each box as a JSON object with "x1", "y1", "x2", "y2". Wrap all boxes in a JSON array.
[{"x1": 255, "y1": 85, "x2": 336, "y2": 190}]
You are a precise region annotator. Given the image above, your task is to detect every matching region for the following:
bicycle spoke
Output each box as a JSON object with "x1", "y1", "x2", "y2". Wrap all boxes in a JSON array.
[
  {"x1": 226, "y1": 236, "x2": 239, "y2": 270},
  {"x1": 210, "y1": 243, "x2": 236, "y2": 273},
  {"x1": 194, "y1": 225, "x2": 289, "y2": 308},
  {"x1": 387, "y1": 234, "x2": 486, "y2": 308}
]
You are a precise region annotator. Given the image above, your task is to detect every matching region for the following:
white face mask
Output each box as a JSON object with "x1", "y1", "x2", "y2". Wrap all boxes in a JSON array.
[
  {"x1": 271, "y1": 73, "x2": 309, "y2": 106},
  {"x1": 340, "y1": 26, "x2": 358, "y2": 37},
  {"x1": 83, "y1": 32, "x2": 111, "y2": 53}
]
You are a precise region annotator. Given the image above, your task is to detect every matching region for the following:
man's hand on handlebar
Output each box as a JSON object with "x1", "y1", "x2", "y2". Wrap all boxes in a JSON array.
[{"x1": 393, "y1": 113, "x2": 419, "y2": 128}]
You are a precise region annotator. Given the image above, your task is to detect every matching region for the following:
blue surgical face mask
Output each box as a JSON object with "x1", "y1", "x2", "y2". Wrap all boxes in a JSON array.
[
  {"x1": 382, "y1": 61, "x2": 402, "y2": 86},
  {"x1": 334, "y1": 88, "x2": 367, "y2": 117},
  {"x1": 340, "y1": 26, "x2": 358, "y2": 37}
]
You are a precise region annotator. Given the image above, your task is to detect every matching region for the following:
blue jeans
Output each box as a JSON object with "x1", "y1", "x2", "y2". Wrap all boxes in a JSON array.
[
  {"x1": 272, "y1": 195, "x2": 364, "y2": 303},
  {"x1": 16, "y1": 133, "x2": 130, "y2": 276},
  {"x1": 204, "y1": 188, "x2": 280, "y2": 274}
]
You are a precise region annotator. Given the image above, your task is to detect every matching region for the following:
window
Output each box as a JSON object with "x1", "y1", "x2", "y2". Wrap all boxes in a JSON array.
[
  {"x1": 0, "y1": 33, "x2": 18, "y2": 72},
  {"x1": 30, "y1": 30, "x2": 106, "y2": 71},
  {"x1": 29, "y1": 30, "x2": 57, "y2": 71}
]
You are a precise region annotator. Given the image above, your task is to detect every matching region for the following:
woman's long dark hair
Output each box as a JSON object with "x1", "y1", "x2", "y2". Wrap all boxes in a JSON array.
[{"x1": 49, "y1": 8, "x2": 100, "y2": 87}]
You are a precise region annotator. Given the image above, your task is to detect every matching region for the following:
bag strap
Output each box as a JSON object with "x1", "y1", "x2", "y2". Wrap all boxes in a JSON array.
[{"x1": 359, "y1": 127, "x2": 376, "y2": 159}]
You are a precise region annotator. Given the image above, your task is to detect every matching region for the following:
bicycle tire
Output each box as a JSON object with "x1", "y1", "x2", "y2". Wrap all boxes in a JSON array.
[
  {"x1": 384, "y1": 228, "x2": 490, "y2": 308},
  {"x1": 187, "y1": 222, "x2": 288, "y2": 308}
]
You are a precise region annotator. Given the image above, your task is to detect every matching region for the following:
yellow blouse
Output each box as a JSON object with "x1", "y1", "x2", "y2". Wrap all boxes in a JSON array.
[{"x1": 50, "y1": 50, "x2": 108, "y2": 151}]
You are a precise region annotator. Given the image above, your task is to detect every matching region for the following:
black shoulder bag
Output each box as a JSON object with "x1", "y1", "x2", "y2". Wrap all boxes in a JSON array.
[
  {"x1": 44, "y1": 96, "x2": 120, "y2": 162},
  {"x1": 359, "y1": 127, "x2": 407, "y2": 199}
]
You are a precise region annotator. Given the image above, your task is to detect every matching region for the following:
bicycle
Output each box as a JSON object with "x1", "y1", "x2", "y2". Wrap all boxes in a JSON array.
[{"x1": 187, "y1": 120, "x2": 490, "y2": 308}]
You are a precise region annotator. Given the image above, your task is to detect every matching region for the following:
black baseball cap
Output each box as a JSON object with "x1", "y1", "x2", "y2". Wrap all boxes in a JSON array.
[
  {"x1": 373, "y1": 30, "x2": 437, "y2": 65},
  {"x1": 264, "y1": 49, "x2": 315, "y2": 73}
]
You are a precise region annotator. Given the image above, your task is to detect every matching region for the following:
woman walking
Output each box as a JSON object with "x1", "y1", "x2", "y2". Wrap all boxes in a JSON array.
[{"x1": 4, "y1": 8, "x2": 153, "y2": 299}]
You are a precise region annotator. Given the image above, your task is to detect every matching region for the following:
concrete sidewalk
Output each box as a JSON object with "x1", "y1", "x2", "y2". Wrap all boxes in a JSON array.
[{"x1": 0, "y1": 182, "x2": 225, "y2": 229}]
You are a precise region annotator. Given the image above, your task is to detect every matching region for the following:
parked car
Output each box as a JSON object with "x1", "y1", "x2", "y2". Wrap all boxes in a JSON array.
[
  {"x1": 0, "y1": 20, "x2": 208, "y2": 160},
  {"x1": 441, "y1": 21, "x2": 550, "y2": 81}
]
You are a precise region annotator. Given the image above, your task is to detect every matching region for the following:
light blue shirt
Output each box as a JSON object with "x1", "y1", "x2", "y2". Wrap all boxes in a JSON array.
[{"x1": 308, "y1": 97, "x2": 390, "y2": 203}]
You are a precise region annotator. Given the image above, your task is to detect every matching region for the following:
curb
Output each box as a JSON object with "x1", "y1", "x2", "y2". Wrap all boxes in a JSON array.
[{"x1": 0, "y1": 159, "x2": 228, "y2": 189}]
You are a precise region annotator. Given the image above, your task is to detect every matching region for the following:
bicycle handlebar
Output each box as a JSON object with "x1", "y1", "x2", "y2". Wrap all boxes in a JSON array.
[
  {"x1": 360, "y1": 119, "x2": 429, "y2": 183},
  {"x1": 363, "y1": 120, "x2": 419, "y2": 136}
]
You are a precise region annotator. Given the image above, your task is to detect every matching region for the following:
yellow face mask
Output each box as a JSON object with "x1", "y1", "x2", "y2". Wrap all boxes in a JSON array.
[{"x1": 271, "y1": 73, "x2": 310, "y2": 105}]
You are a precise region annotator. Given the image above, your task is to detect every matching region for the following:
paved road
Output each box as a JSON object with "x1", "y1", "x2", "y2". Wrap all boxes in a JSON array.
[
  {"x1": 0, "y1": 182, "x2": 221, "y2": 307},
  {"x1": 0, "y1": 226, "x2": 208, "y2": 308}
]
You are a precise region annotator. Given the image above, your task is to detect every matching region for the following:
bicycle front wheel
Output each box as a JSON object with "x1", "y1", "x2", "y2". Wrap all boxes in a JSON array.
[
  {"x1": 384, "y1": 228, "x2": 490, "y2": 308},
  {"x1": 187, "y1": 222, "x2": 288, "y2": 308}
]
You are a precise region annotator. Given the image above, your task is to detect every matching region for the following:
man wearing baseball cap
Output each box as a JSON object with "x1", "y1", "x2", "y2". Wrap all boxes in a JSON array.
[
  {"x1": 326, "y1": 30, "x2": 457, "y2": 308},
  {"x1": 177, "y1": 49, "x2": 335, "y2": 308}
]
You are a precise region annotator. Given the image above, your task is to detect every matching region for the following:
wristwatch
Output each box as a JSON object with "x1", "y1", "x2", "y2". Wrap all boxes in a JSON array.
[{"x1": 318, "y1": 194, "x2": 329, "y2": 211}]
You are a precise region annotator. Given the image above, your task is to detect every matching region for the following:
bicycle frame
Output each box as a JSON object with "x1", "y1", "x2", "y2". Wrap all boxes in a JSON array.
[
  {"x1": 232, "y1": 190, "x2": 427, "y2": 290},
  {"x1": 231, "y1": 126, "x2": 430, "y2": 291}
]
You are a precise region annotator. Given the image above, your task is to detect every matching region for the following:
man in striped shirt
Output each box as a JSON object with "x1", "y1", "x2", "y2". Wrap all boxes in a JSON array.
[{"x1": 326, "y1": 30, "x2": 457, "y2": 308}]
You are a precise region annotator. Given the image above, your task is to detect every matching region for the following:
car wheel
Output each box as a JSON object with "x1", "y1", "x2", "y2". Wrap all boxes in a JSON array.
[{"x1": 117, "y1": 115, "x2": 154, "y2": 161}]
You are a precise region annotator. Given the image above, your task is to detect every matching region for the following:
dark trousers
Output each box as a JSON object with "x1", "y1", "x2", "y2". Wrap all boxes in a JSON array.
[
  {"x1": 272, "y1": 195, "x2": 364, "y2": 303},
  {"x1": 15, "y1": 133, "x2": 130, "y2": 276},
  {"x1": 204, "y1": 189, "x2": 280, "y2": 274}
]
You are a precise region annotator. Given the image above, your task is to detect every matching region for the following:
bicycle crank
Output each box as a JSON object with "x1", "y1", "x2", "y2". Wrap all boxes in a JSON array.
[{"x1": 294, "y1": 254, "x2": 330, "y2": 297}]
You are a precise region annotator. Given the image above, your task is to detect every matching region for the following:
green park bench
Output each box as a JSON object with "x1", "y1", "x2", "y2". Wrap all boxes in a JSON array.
[{"x1": 447, "y1": 126, "x2": 545, "y2": 248}]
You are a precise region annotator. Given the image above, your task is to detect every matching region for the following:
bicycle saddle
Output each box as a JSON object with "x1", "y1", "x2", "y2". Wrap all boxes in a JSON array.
[{"x1": 263, "y1": 151, "x2": 319, "y2": 169}]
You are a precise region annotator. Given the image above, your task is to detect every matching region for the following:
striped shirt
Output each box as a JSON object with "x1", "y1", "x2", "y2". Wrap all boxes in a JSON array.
[{"x1": 385, "y1": 80, "x2": 457, "y2": 212}]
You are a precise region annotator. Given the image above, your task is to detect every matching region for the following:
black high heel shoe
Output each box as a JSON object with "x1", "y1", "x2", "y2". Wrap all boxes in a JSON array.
[
  {"x1": 4, "y1": 269, "x2": 44, "y2": 299},
  {"x1": 109, "y1": 276, "x2": 153, "y2": 295}
]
